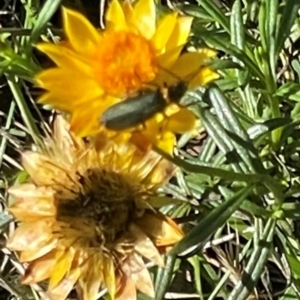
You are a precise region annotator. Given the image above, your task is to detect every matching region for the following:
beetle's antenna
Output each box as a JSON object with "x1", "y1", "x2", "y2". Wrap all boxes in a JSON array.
[
  {"x1": 159, "y1": 63, "x2": 208, "y2": 89},
  {"x1": 158, "y1": 65, "x2": 183, "y2": 81}
]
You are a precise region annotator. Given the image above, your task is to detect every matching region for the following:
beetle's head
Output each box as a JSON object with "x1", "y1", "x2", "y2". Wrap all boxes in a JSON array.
[{"x1": 167, "y1": 81, "x2": 188, "y2": 103}]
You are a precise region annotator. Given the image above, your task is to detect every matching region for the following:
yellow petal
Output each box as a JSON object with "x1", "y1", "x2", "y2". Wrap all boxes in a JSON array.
[
  {"x1": 155, "y1": 131, "x2": 176, "y2": 155},
  {"x1": 188, "y1": 66, "x2": 219, "y2": 89},
  {"x1": 132, "y1": 0, "x2": 156, "y2": 39},
  {"x1": 106, "y1": 0, "x2": 127, "y2": 31},
  {"x1": 156, "y1": 45, "x2": 185, "y2": 75},
  {"x1": 62, "y1": 7, "x2": 100, "y2": 56},
  {"x1": 103, "y1": 256, "x2": 116, "y2": 299},
  {"x1": 152, "y1": 13, "x2": 177, "y2": 52},
  {"x1": 166, "y1": 108, "x2": 197, "y2": 133},
  {"x1": 49, "y1": 248, "x2": 75, "y2": 289},
  {"x1": 196, "y1": 47, "x2": 218, "y2": 58},
  {"x1": 122, "y1": 0, "x2": 134, "y2": 21},
  {"x1": 36, "y1": 43, "x2": 92, "y2": 74},
  {"x1": 169, "y1": 52, "x2": 208, "y2": 80},
  {"x1": 36, "y1": 69, "x2": 103, "y2": 101},
  {"x1": 47, "y1": 268, "x2": 81, "y2": 300},
  {"x1": 165, "y1": 16, "x2": 193, "y2": 52},
  {"x1": 70, "y1": 110, "x2": 101, "y2": 137},
  {"x1": 37, "y1": 93, "x2": 70, "y2": 111}
]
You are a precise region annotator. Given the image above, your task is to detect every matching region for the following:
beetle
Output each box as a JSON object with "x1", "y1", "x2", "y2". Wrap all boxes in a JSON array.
[{"x1": 100, "y1": 80, "x2": 188, "y2": 130}]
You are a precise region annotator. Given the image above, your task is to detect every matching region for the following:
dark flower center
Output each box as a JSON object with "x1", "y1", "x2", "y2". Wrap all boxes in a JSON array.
[{"x1": 55, "y1": 168, "x2": 145, "y2": 247}]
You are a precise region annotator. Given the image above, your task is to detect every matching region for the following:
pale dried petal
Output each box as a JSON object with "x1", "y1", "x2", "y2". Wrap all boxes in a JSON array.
[
  {"x1": 48, "y1": 268, "x2": 81, "y2": 300},
  {"x1": 116, "y1": 275, "x2": 137, "y2": 300},
  {"x1": 77, "y1": 254, "x2": 103, "y2": 300},
  {"x1": 22, "y1": 251, "x2": 56, "y2": 284},
  {"x1": 135, "y1": 212, "x2": 184, "y2": 246},
  {"x1": 7, "y1": 114, "x2": 181, "y2": 300},
  {"x1": 129, "y1": 254, "x2": 155, "y2": 298},
  {"x1": 9, "y1": 184, "x2": 56, "y2": 220},
  {"x1": 130, "y1": 223, "x2": 164, "y2": 267},
  {"x1": 7, "y1": 220, "x2": 53, "y2": 251},
  {"x1": 52, "y1": 115, "x2": 86, "y2": 158},
  {"x1": 21, "y1": 152, "x2": 69, "y2": 186},
  {"x1": 20, "y1": 238, "x2": 58, "y2": 262}
]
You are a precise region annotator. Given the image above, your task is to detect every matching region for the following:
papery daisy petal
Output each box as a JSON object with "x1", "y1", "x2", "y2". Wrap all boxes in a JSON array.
[
  {"x1": 189, "y1": 66, "x2": 220, "y2": 89},
  {"x1": 116, "y1": 276, "x2": 137, "y2": 300},
  {"x1": 8, "y1": 185, "x2": 56, "y2": 220},
  {"x1": 136, "y1": 213, "x2": 184, "y2": 246},
  {"x1": 22, "y1": 152, "x2": 69, "y2": 186},
  {"x1": 166, "y1": 108, "x2": 198, "y2": 133},
  {"x1": 130, "y1": 254, "x2": 155, "y2": 297},
  {"x1": 152, "y1": 13, "x2": 178, "y2": 52},
  {"x1": 36, "y1": 69, "x2": 103, "y2": 100},
  {"x1": 36, "y1": 43, "x2": 92, "y2": 74},
  {"x1": 122, "y1": 0, "x2": 134, "y2": 21},
  {"x1": 23, "y1": 252, "x2": 56, "y2": 284},
  {"x1": 7, "y1": 117, "x2": 181, "y2": 300},
  {"x1": 106, "y1": 0, "x2": 127, "y2": 31},
  {"x1": 62, "y1": 7, "x2": 99, "y2": 55},
  {"x1": 70, "y1": 110, "x2": 102, "y2": 137},
  {"x1": 19, "y1": 239, "x2": 58, "y2": 262},
  {"x1": 49, "y1": 248, "x2": 76, "y2": 289},
  {"x1": 165, "y1": 16, "x2": 193, "y2": 52},
  {"x1": 130, "y1": 223, "x2": 164, "y2": 267},
  {"x1": 79, "y1": 256, "x2": 102, "y2": 300},
  {"x1": 103, "y1": 256, "x2": 116, "y2": 299},
  {"x1": 156, "y1": 131, "x2": 176, "y2": 155},
  {"x1": 146, "y1": 158, "x2": 176, "y2": 187},
  {"x1": 170, "y1": 51, "x2": 211, "y2": 79},
  {"x1": 7, "y1": 221, "x2": 53, "y2": 251},
  {"x1": 132, "y1": 0, "x2": 156, "y2": 39},
  {"x1": 47, "y1": 268, "x2": 81, "y2": 300}
]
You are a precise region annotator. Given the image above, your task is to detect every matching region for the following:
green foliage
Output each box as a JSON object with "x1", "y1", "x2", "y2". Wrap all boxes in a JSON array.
[{"x1": 161, "y1": 0, "x2": 300, "y2": 299}]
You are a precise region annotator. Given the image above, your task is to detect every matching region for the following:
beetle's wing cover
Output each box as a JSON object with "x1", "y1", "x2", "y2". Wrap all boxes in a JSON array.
[{"x1": 101, "y1": 91, "x2": 166, "y2": 130}]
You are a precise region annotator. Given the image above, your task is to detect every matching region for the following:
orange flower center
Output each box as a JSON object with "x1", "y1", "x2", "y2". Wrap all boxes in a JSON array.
[{"x1": 93, "y1": 31, "x2": 158, "y2": 97}]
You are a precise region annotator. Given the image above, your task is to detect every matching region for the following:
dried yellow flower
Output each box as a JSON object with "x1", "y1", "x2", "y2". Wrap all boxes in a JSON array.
[{"x1": 7, "y1": 116, "x2": 183, "y2": 300}]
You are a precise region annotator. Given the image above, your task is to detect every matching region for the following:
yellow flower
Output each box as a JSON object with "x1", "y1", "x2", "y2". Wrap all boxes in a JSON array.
[
  {"x1": 7, "y1": 116, "x2": 183, "y2": 300},
  {"x1": 35, "y1": 0, "x2": 218, "y2": 154}
]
